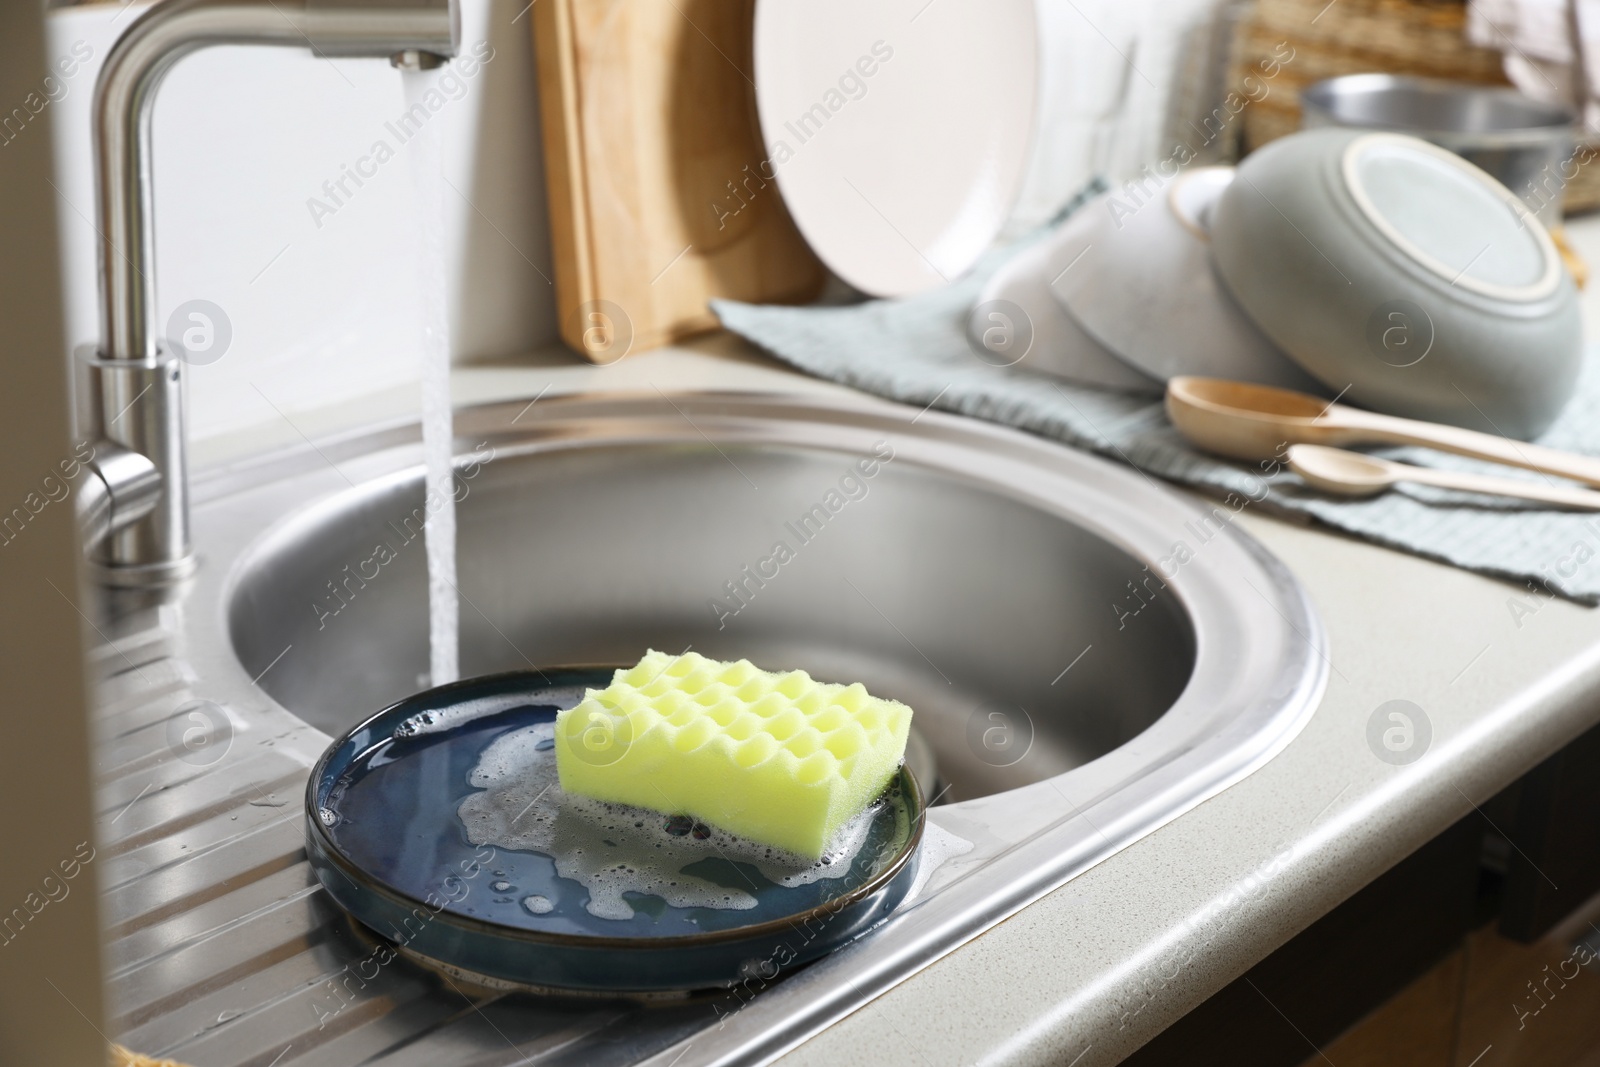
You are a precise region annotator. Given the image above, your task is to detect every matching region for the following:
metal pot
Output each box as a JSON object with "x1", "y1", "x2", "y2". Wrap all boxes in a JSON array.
[{"x1": 1301, "y1": 73, "x2": 1578, "y2": 225}]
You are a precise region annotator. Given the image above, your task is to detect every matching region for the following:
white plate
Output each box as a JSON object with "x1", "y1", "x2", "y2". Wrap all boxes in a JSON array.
[
  {"x1": 975, "y1": 237, "x2": 1161, "y2": 393},
  {"x1": 753, "y1": 0, "x2": 1038, "y2": 297},
  {"x1": 1049, "y1": 168, "x2": 1321, "y2": 391}
]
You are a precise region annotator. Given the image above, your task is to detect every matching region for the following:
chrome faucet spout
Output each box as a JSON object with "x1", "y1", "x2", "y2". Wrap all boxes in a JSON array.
[{"x1": 86, "y1": 0, "x2": 459, "y2": 585}]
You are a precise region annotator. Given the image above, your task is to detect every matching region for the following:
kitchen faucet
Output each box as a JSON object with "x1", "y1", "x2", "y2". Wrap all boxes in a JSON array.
[{"x1": 79, "y1": 0, "x2": 459, "y2": 585}]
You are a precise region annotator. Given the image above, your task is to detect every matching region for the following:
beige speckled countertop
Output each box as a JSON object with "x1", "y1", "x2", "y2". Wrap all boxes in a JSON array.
[{"x1": 190, "y1": 222, "x2": 1600, "y2": 1067}]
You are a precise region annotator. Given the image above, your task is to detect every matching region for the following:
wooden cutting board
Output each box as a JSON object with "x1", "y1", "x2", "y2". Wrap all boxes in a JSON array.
[{"x1": 533, "y1": 0, "x2": 826, "y2": 362}]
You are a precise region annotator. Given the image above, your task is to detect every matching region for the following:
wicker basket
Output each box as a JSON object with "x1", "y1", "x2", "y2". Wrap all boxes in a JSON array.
[
  {"x1": 1227, "y1": 0, "x2": 1600, "y2": 212},
  {"x1": 1231, "y1": 0, "x2": 1506, "y2": 147}
]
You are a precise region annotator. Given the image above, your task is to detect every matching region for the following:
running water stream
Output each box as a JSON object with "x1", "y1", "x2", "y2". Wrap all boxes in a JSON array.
[{"x1": 402, "y1": 65, "x2": 459, "y2": 686}]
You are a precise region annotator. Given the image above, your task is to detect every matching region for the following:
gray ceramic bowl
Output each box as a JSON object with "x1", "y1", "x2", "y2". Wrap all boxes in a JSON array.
[{"x1": 1211, "y1": 128, "x2": 1581, "y2": 440}]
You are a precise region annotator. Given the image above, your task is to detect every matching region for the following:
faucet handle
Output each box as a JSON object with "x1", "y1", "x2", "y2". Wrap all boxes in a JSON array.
[{"x1": 76, "y1": 443, "x2": 161, "y2": 555}]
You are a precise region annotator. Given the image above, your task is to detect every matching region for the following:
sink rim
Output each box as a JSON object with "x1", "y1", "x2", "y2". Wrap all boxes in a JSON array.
[{"x1": 178, "y1": 388, "x2": 1326, "y2": 1067}]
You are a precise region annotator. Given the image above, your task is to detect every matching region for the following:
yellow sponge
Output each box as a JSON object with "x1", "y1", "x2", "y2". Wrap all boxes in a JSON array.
[{"x1": 554, "y1": 650, "x2": 913, "y2": 860}]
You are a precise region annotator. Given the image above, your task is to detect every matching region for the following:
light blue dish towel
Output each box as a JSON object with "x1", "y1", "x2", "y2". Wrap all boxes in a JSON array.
[{"x1": 713, "y1": 212, "x2": 1600, "y2": 607}]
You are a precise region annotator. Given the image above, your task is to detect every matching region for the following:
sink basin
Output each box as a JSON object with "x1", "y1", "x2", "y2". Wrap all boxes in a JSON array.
[
  {"x1": 114, "y1": 390, "x2": 1324, "y2": 1066},
  {"x1": 229, "y1": 407, "x2": 1195, "y2": 803}
]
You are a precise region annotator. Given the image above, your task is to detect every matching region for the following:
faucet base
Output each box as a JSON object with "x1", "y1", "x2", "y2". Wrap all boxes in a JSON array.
[{"x1": 82, "y1": 350, "x2": 191, "y2": 576}]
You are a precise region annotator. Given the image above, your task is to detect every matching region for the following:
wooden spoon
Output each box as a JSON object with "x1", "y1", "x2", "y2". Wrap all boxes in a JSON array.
[
  {"x1": 1287, "y1": 445, "x2": 1600, "y2": 510},
  {"x1": 1166, "y1": 377, "x2": 1600, "y2": 487}
]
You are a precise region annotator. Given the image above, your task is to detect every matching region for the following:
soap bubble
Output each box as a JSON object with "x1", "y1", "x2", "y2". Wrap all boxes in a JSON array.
[{"x1": 461, "y1": 722, "x2": 874, "y2": 921}]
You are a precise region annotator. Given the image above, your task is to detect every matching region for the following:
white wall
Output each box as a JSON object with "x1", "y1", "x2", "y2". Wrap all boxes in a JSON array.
[{"x1": 46, "y1": 0, "x2": 555, "y2": 442}]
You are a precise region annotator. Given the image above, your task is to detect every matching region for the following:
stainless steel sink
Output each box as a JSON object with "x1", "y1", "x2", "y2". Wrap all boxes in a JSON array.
[{"x1": 95, "y1": 390, "x2": 1325, "y2": 1066}]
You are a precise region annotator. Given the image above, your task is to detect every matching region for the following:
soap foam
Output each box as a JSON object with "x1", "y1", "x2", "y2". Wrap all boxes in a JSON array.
[{"x1": 459, "y1": 723, "x2": 878, "y2": 920}]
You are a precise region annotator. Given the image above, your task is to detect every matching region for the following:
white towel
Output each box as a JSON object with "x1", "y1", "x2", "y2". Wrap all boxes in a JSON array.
[{"x1": 1469, "y1": 0, "x2": 1600, "y2": 127}]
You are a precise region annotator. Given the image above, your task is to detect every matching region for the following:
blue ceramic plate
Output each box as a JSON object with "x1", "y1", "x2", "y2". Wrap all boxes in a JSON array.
[{"x1": 304, "y1": 668, "x2": 923, "y2": 992}]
